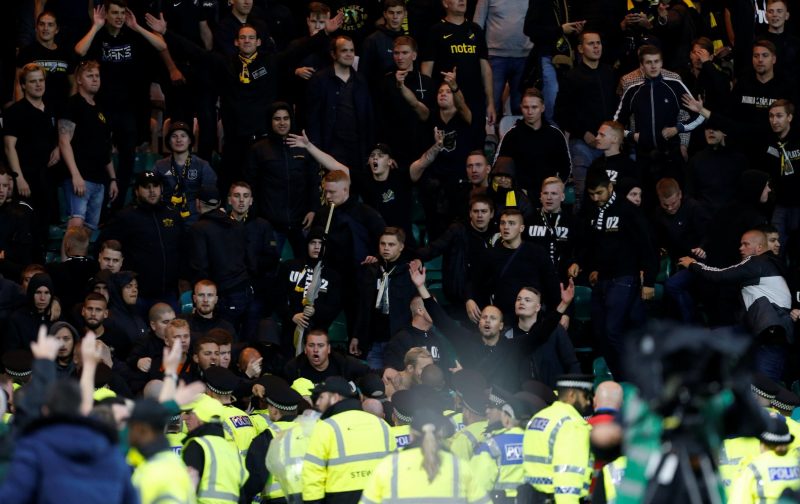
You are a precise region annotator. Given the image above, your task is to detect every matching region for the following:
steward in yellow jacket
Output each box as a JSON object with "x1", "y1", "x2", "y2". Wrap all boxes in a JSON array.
[
  {"x1": 522, "y1": 374, "x2": 594, "y2": 503},
  {"x1": 302, "y1": 376, "x2": 396, "y2": 504},
  {"x1": 128, "y1": 399, "x2": 196, "y2": 504},
  {"x1": 729, "y1": 412, "x2": 800, "y2": 504},
  {"x1": 360, "y1": 409, "x2": 489, "y2": 504}
]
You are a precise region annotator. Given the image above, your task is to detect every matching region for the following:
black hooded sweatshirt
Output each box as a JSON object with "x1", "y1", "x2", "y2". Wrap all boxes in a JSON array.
[
  {"x1": 6, "y1": 273, "x2": 57, "y2": 351},
  {"x1": 188, "y1": 208, "x2": 250, "y2": 294},
  {"x1": 244, "y1": 103, "x2": 321, "y2": 231},
  {"x1": 104, "y1": 271, "x2": 146, "y2": 357}
]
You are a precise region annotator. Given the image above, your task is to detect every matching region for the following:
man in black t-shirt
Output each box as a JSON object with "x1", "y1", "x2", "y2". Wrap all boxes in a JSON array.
[
  {"x1": 58, "y1": 60, "x2": 117, "y2": 231},
  {"x1": 15, "y1": 11, "x2": 76, "y2": 113},
  {"x1": 179, "y1": 280, "x2": 238, "y2": 339},
  {"x1": 377, "y1": 35, "x2": 436, "y2": 167},
  {"x1": 213, "y1": 0, "x2": 273, "y2": 56},
  {"x1": 420, "y1": 0, "x2": 495, "y2": 138},
  {"x1": 75, "y1": 1, "x2": 166, "y2": 212},
  {"x1": 4, "y1": 64, "x2": 60, "y2": 246},
  {"x1": 421, "y1": 73, "x2": 476, "y2": 240},
  {"x1": 287, "y1": 133, "x2": 444, "y2": 249},
  {"x1": 283, "y1": 329, "x2": 369, "y2": 383}
]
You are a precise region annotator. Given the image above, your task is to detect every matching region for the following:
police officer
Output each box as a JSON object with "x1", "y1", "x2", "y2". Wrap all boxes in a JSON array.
[
  {"x1": 600, "y1": 456, "x2": 627, "y2": 503},
  {"x1": 729, "y1": 412, "x2": 800, "y2": 503},
  {"x1": 522, "y1": 374, "x2": 594, "y2": 503},
  {"x1": 269, "y1": 406, "x2": 320, "y2": 502},
  {"x1": 302, "y1": 376, "x2": 396, "y2": 504},
  {"x1": 128, "y1": 399, "x2": 196, "y2": 504},
  {"x1": 359, "y1": 409, "x2": 490, "y2": 503},
  {"x1": 472, "y1": 395, "x2": 541, "y2": 503},
  {"x1": 203, "y1": 366, "x2": 258, "y2": 459},
  {"x1": 250, "y1": 374, "x2": 304, "y2": 435},
  {"x1": 772, "y1": 388, "x2": 800, "y2": 441},
  {"x1": 771, "y1": 387, "x2": 800, "y2": 458},
  {"x1": 390, "y1": 389, "x2": 414, "y2": 449},
  {"x1": 720, "y1": 374, "x2": 782, "y2": 489},
  {"x1": 245, "y1": 375, "x2": 306, "y2": 504},
  {"x1": 181, "y1": 394, "x2": 248, "y2": 503},
  {"x1": 449, "y1": 371, "x2": 490, "y2": 461}
]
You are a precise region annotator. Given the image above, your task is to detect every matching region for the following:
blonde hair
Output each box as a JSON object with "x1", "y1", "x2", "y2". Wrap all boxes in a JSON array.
[
  {"x1": 404, "y1": 347, "x2": 433, "y2": 369},
  {"x1": 165, "y1": 318, "x2": 190, "y2": 337},
  {"x1": 420, "y1": 423, "x2": 440, "y2": 482}
]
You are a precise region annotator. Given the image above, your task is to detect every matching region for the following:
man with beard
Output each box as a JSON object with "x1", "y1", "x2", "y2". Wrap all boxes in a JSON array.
[
  {"x1": 277, "y1": 227, "x2": 343, "y2": 356},
  {"x1": 283, "y1": 329, "x2": 369, "y2": 383},
  {"x1": 179, "y1": 280, "x2": 237, "y2": 338},
  {"x1": 6, "y1": 273, "x2": 59, "y2": 352},
  {"x1": 192, "y1": 333, "x2": 220, "y2": 373},
  {"x1": 245, "y1": 102, "x2": 320, "y2": 257},
  {"x1": 570, "y1": 169, "x2": 658, "y2": 380},
  {"x1": 99, "y1": 171, "x2": 183, "y2": 308},
  {"x1": 522, "y1": 374, "x2": 594, "y2": 501},
  {"x1": 81, "y1": 291, "x2": 130, "y2": 361},
  {"x1": 50, "y1": 321, "x2": 79, "y2": 378},
  {"x1": 127, "y1": 303, "x2": 175, "y2": 394}
]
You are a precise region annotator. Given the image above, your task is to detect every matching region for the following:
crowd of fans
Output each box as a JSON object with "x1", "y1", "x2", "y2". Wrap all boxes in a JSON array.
[{"x1": 1, "y1": 0, "x2": 800, "y2": 501}]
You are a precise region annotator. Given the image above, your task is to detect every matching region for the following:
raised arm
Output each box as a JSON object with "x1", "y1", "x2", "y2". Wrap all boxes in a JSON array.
[
  {"x1": 79, "y1": 332, "x2": 101, "y2": 416},
  {"x1": 395, "y1": 70, "x2": 430, "y2": 121},
  {"x1": 74, "y1": 5, "x2": 106, "y2": 57},
  {"x1": 442, "y1": 67, "x2": 472, "y2": 125},
  {"x1": 125, "y1": 9, "x2": 166, "y2": 51},
  {"x1": 409, "y1": 128, "x2": 444, "y2": 182},
  {"x1": 286, "y1": 130, "x2": 351, "y2": 174},
  {"x1": 480, "y1": 59, "x2": 495, "y2": 126}
]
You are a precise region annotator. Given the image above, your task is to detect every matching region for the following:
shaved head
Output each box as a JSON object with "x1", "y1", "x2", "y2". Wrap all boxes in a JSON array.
[{"x1": 593, "y1": 381, "x2": 623, "y2": 410}]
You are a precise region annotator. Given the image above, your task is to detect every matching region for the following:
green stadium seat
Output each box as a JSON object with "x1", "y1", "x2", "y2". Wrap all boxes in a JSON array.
[{"x1": 179, "y1": 290, "x2": 193, "y2": 314}]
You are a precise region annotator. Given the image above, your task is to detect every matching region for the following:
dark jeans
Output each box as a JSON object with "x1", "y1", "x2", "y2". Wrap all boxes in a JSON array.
[
  {"x1": 665, "y1": 268, "x2": 696, "y2": 323},
  {"x1": 220, "y1": 135, "x2": 255, "y2": 196},
  {"x1": 591, "y1": 275, "x2": 639, "y2": 380},
  {"x1": 106, "y1": 108, "x2": 138, "y2": 213},
  {"x1": 218, "y1": 284, "x2": 254, "y2": 339},
  {"x1": 755, "y1": 342, "x2": 787, "y2": 382}
]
